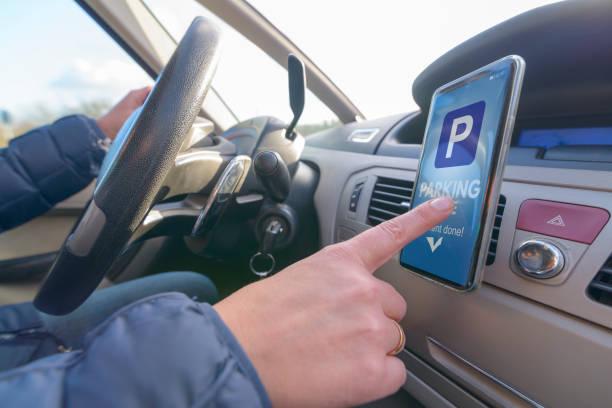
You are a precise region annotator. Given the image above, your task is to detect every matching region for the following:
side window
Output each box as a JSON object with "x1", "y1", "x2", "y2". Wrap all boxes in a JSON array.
[
  {"x1": 0, "y1": 2, "x2": 151, "y2": 147},
  {"x1": 0, "y1": 2, "x2": 151, "y2": 262},
  {"x1": 144, "y1": 0, "x2": 339, "y2": 135}
]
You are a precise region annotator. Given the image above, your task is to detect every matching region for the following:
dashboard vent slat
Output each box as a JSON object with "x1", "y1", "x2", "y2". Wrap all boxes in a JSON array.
[
  {"x1": 374, "y1": 183, "x2": 413, "y2": 193},
  {"x1": 370, "y1": 197, "x2": 409, "y2": 210},
  {"x1": 367, "y1": 177, "x2": 414, "y2": 226},
  {"x1": 487, "y1": 195, "x2": 507, "y2": 266},
  {"x1": 367, "y1": 215, "x2": 387, "y2": 225},
  {"x1": 372, "y1": 190, "x2": 410, "y2": 201},
  {"x1": 590, "y1": 281, "x2": 612, "y2": 295},
  {"x1": 588, "y1": 256, "x2": 612, "y2": 306},
  {"x1": 600, "y1": 265, "x2": 612, "y2": 275},
  {"x1": 369, "y1": 206, "x2": 404, "y2": 219}
]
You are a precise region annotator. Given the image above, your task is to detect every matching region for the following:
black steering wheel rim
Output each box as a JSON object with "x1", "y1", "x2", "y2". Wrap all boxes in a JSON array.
[{"x1": 34, "y1": 17, "x2": 221, "y2": 315}]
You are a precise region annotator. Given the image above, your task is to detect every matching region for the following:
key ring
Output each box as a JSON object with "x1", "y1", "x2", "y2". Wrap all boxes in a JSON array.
[{"x1": 249, "y1": 252, "x2": 276, "y2": 278}]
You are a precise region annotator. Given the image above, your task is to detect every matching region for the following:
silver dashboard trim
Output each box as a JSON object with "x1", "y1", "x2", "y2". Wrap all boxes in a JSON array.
[
  {"x1": 427, "y1": 337, "x2": 544, "y2": 408},
  {"x1": 191, "y1": 155, "x2": 251, "y2": 236},
  {"x1": 347, "y1": 128, "x2": 379, "y2": 143},
  {"x1": 236, "y1": 193, "x2": 264, "y2": 205},
  {"x1": 515, "y1": 239, "x2": 565, "y2": 279}
]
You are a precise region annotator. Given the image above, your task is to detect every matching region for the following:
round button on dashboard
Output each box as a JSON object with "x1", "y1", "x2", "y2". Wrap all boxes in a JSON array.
[{"x1": 515, "y1": 239, "x2": 565, "y2": 279}]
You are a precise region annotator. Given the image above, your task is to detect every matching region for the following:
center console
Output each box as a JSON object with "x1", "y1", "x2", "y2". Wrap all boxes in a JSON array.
[{"x1": 303, "y1": 119, "x2": 612, "y2": 406}]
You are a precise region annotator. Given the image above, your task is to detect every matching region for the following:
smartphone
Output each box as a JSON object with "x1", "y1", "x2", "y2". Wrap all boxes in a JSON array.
[{"x1": 399, "y1": 55, "x2": 525, "y2": 291}]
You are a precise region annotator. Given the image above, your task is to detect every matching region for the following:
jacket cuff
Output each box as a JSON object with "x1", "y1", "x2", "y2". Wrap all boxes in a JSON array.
[
  {"x1": 54, "y1": 114, "x2": 108, "y2": 157},
  {"x1": 79, "y1": 115, "x2": 111, "y2": 152},
  {"x1": 83, "y1": 115, "x2": 107, "y2": 141},
  {"x1": 202, "y1": 304, "x2": 273, "y2": 408},
  {"x1": 56, "y1": 114, "x2": 107, "y2": 141}
]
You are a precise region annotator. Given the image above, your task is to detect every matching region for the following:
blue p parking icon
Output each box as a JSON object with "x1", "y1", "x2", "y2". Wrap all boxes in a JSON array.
[{"x1": 435, "y1": 101, "x2": 485, "y2": 168}]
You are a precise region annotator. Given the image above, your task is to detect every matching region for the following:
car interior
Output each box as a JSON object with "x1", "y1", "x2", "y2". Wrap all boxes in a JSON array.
[{"x1": 1, "y1": 0, "x2": 612, "y2": 406}]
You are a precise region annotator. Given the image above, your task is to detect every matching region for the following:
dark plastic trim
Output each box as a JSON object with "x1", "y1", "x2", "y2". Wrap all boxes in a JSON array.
[
  {"x1": 0, "y1": 252, "x2": 56, "y2": 283},
  {"x1": 412, "y1": 1, "x2": 612, "y2": 119}
]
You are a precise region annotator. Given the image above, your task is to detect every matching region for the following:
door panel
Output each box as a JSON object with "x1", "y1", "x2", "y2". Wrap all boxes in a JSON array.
[
  {"x1": 0, "y1": 184, "x2": 92, "y2": 261},
  {"x1": 0, "y1": 185, "x2": 92, "y2": 305}
]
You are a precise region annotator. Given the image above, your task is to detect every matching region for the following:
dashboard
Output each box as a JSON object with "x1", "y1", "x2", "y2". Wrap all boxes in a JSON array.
[{"x1": 301, "y1": 1, "x2": 612, "y2": 407}]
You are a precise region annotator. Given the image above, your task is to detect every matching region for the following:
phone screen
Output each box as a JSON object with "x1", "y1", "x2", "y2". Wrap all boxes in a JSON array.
[{"x1": 400, "y1": 59, "x2": 519, "y2": 290}]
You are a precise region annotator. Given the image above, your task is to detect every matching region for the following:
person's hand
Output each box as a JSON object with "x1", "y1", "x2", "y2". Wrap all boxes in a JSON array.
[
  {"x1": 214, "y1": 196, "x2": 454, "y2": 407},
  {"x1": 96, "y1": 86, "x2": 151, "y2": 140}
]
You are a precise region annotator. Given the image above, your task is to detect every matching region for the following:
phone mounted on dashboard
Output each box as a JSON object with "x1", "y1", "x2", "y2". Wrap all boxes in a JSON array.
[{"x1": 400, "y1": 55, "x2": 526, "y2": 291}]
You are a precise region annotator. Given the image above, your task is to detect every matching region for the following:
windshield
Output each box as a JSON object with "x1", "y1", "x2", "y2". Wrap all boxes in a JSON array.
[
  {"x1": 145, "y1": 0, "x2": 339, "y2": 134},
  {"x1": 248, "y1": 0, "x2": 559, "y2": 118}
]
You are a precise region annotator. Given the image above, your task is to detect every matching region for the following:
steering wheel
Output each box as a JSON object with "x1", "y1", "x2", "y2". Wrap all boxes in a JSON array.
[{"x1": 34, "y1": 18, "x2": 221, "y2": 315}]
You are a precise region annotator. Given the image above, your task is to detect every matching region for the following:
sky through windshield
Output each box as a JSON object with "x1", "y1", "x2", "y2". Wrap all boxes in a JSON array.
[
  {"x1": 249, "y1": 0, "x2": 560, "y2": 118},
  {"x1": 0, "y1": 0, "x2": 561, "y2": 134}
]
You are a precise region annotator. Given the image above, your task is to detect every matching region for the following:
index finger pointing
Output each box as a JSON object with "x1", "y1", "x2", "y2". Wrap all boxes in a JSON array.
[{"x1": 344, "y1": 196, "x2": 454, "y2": 272}]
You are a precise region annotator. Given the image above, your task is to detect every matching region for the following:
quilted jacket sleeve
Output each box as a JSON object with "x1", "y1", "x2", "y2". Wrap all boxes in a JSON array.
[
  {"x1": 0, "y1": 293, "x2": 272, "y2": 408},
  {"x1": 0, "y1": 115, "x2": 107, "y2": 232}
]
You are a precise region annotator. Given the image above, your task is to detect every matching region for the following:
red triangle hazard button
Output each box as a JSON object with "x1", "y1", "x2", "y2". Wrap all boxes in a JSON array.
[
  {"x1": 517, "y1": 200, "x2": 609, "y2": 244},
  {"x1": 546, "y1": 215, "x2": 565, "y2": 227}
]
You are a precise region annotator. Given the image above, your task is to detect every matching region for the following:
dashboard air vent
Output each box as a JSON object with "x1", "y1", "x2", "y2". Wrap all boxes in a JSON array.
[
  {"x1": 367, "y1": 177, "x2": 414, "y2": 226},
  {"x1": 486, "y1": 195, "x2": 506, "y2": 266},
  {"x1": 587, "y1": 256, "x2": 612, "y2": 307}
]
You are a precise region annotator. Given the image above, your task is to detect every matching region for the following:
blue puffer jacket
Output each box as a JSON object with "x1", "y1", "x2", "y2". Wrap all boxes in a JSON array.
[
  {"x1": 0, "y1": 114, "x2": 106, "y2": 232},
  {"x1": 0, "y1": 118, "x2": 271, "y2": 406},
  {"x1": 0, "y1": 293, "x2": 271, "y2": 407}
]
